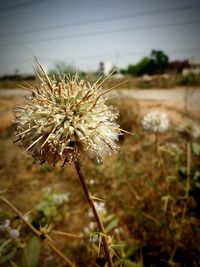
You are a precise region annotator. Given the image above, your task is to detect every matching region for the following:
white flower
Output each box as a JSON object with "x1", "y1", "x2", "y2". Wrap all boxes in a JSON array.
[
  {"x1": 88, "y1": 202, "x2": 107, "y2": 218},
  {"x1": 142, "y1": 111, "x2": 169, "y2": 133},
  {"x1": 90, "y1": 233, "x2": 99, "y2": 243},
  {"x1": 83, "y1": 221, "x2": 97, "y2": 235},
  {"x1": 52, "y1": 193, "x2": 69, "y2": 205},
  {"x1": 89, "y1": 179, "x2": 95, "y2": 185},
  {"x1": 83, "y1": 227, "x2": 90, "y2": 234},
  {"x1": 89, "y1": 221, "x2": 97, "y2": 230},
  {"x1": 9, "y1": 229, "x2": 20, "y2": 239},
  {"x1": 114, "y1": 227, "x2": 124, "y2": 235},
  {"x1": 0, "y1": 219, "x2": 10, "y2": 230},
  {"x1": 0, "y1": 220, "x2": 20, "y2": 239},
  {"x1": 14, "y1": 62, "x2": 121, "y2": 166}
]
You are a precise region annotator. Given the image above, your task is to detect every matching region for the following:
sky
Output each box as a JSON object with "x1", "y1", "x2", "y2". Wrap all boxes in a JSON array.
[{"x1": 0, "y1": 0, "x2": 200, "y2": 75}]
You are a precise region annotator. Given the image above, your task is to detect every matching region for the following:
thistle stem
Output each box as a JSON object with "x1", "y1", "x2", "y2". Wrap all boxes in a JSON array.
[
  {"x1": 155, "y1": 132, "x2": 159, "y2": 156},
  {"x1": 74, "y1": 159, "x2": 113, "y2": 267}
]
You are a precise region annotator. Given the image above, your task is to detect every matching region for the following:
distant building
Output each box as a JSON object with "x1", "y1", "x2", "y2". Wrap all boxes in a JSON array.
[
  {"x1": 169, "y1": 60, "x2": 189, "y2": 73},
  {"x1": 99, "y1": 60, "x2": 113, "y2": 75},
  {"x1": 182, "y1": 58, "x2": 200, "y2": 75},
  {"x1": 169, "y1": 58, "x2": 200, "y2": 75},
  {"x1": 112, "y1": 73, "x2": 124, "y2": 79}
]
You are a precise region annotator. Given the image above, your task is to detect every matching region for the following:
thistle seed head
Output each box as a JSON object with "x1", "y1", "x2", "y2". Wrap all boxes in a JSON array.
[
  {"x1": 14, "y1": 63, "x2": 121, "y2": 166},
  {"x1": 142, "y1": 110, "x2": 169, "y2": 133}
]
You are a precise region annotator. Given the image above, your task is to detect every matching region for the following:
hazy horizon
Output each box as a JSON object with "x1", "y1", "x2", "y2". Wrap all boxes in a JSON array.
[{"x1": 0, "y1": 0, "x2": 200, "y2": 75}]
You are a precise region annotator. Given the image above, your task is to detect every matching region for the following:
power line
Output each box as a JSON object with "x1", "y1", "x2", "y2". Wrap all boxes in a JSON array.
[
  {"x1": 0, "y1": 19, "x2": 200, "y2": 48},
  {"x1": 39, "y1": 49, "x2": 200, "y2": 62},
  {"x1": 0, "y1": 0, "x2": 51, "y2": 12},
  {"x1": 1, "y1": 3, "x2": 200, "y2": 38}
]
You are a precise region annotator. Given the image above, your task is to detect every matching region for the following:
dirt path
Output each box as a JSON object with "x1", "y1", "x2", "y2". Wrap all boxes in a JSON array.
[
  {"x1": 0, "y1": 87, "x2": 199, "y2": 114},
  {"x1": 115, "y1": 87, "x2": 200, "y2": 113},
  {"x1": 0, "y1": 87, "x2": 199, "y2": 110}
]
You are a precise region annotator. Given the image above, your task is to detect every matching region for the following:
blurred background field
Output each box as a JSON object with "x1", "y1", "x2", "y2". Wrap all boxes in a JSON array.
[
  {"x1": 0, "y1": 0, "x2": 200, "y2": 266},
  {"x1": 0, "y1": 84, "x2": 200, "y2": 266}
]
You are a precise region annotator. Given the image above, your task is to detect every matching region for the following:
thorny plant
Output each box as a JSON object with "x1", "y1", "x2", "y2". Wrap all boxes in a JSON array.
[
  {"x1": 168, "y1": 119, "x2": 200, "y2": 265},
  {"x1": 83, "y1": 201, "x2": 132, "y2": 266},
  {"x1": 12, "y1": 60, "x2": 128, "y2": 267},
  {"x1": 142, "y1": 109, "x2": 200, "y2": 265},
  {"x1": 142, "y1": 111, "x2": 172, "y2": 213},
  {"x1": 14, "y1": 61, "x2": 123, "y2": 166},
  {"x1": 0, "y1": 194, "x2": 78, "y2": 267}
]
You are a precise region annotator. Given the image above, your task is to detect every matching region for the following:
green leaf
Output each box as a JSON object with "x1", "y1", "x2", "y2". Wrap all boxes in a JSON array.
[
  {"x1": 125, "y1": 245, "x2": 140, "y2": 258},
  {"x1": 0, "y1": 247, "x2": 17, "y2": 264},
  {"x1": 192, "y1": 143, "x2": 200, "y2": 156},
  {"x1": 10, "y1": 260, "x2": 19, "y2": 267},
  {"x1": 103, "y1": 214, "x2": 115, "y2": 223},
  {"x1": 105, "y1": 218, "x2": 118, "y2": 233},
  {"x1": 20, "y1": 236, "x2": 41, "y2": 267},
  {"x1": 123, "y1": 259, "x2": 143, "y2": 267}
]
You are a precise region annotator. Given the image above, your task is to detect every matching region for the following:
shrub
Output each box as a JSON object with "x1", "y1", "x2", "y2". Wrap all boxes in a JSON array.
[
  {"x1": 109, "y1": 99, "x2": 140, "y2": 134},
  {"x1": 178, "y1": 73, "x2": 200, "y2": 86}
]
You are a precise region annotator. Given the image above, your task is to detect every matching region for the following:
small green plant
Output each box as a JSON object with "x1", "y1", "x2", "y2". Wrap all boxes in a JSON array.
[
  {"x1": 34, "y1": 187, "x2": 69, "y2": 225},
  {"x1": 0, "y1": 219, "x2": 21, "y2": 265},
  {"x1": 178, "y1": 72, "x2": 200, "y2": 86},
  {"x1": 0, "y1": 196, "x2": 76, "y2": 266},
  {"x1": 82, "y1": 202, "x2": 142, "y2": 266},
  {"x1": 0, "y1": 218, "x2": 41, "y2": 267}
]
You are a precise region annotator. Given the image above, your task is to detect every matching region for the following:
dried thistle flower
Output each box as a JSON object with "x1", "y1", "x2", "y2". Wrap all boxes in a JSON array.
[
  {"x1": 14, "y1": 62, "x2": 121, "y2": 166},
  {"x1": 142, "y1": 110, "x2": 169, "y2": 133}
]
